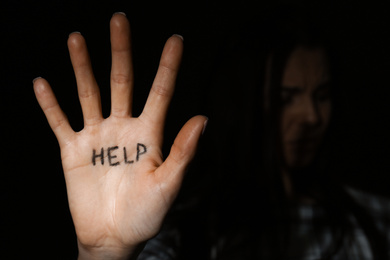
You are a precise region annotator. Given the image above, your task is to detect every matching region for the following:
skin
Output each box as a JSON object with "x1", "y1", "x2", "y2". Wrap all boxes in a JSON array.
[
  {"x1": 33, "y1": 13, "x2": 207, "y2": 260},
  {"x1": 280, "y1": 46, "x2": 332, "y2": 170},
  {"x1": 278, "y1": 46, "x2": 332, "y2": 197}
]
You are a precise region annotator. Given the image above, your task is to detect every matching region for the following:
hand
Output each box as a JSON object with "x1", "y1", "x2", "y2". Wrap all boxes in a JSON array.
[{"x1": 33, "y1": 13, "x2": 207, "y2": 259}]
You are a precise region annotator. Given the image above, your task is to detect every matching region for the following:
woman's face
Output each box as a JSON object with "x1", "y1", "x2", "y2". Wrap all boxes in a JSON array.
[{"x1": 279, "y1": 46, "x2": 332, "y2": 169}]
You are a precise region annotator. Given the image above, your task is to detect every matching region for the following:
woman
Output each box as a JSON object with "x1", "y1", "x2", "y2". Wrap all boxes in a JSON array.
[
  {"x1": 153, "y1": 5, "x2": 389, "y2": 260},
  {"x1": 34, "y1": 6, "x2": 389, "y2": 260}
]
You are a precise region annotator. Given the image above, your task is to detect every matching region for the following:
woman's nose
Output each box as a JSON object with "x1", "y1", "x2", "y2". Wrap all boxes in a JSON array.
[{"x1": 300, "y1": 97, "x2": 321, "y2": 126}]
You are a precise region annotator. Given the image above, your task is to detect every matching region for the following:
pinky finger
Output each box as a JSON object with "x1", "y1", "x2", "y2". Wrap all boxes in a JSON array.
[{"x1": 33, "y1": 77, "x2": 74, "y2": 146}]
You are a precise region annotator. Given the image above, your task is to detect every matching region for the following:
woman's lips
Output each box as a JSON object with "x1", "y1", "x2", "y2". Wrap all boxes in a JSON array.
[{"x1": 288, "y1": 138, "x2": 320, "y2": 151}]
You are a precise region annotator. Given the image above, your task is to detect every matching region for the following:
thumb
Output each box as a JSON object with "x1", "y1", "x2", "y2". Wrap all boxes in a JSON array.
[{"x1": 155, "y1": 115, "x2": 208, "y2": 201}]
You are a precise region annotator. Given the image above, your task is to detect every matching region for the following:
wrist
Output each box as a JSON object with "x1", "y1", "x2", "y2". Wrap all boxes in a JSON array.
[{"x1": 77, "y1": 240, "x2": 144, "y2": 260}]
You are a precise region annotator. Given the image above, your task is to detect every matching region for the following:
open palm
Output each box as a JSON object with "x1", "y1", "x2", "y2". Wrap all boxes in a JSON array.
[{"x1": 33, "y1": 13, "x2": 206, "y2": 258}]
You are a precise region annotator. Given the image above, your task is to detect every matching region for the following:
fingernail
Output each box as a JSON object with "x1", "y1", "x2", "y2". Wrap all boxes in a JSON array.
[
  {"x1": 32, "y1": 76, "x2": 42, "y2": 84},
  {"x1": 69, "y1": 31, "x2": 81, "y2": 37},
  {"x1": 114, "y1": 12, "x2": 126, "y2": 17},
  {"x1": 202, "y1": 118, "x2": 208, "y2": 135},
  {"x1": 173, "y1": 34, "x2": 184, "y2": 41}
]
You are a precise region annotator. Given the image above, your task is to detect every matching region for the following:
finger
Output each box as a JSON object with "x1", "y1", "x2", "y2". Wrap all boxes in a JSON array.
[
  {"x1": 155, "y1": 115, "x2": 208, "y2": 202},
  {"x1": 110, "y1": 12, "x2": 134, "y2": 118},
  {"x1": 141, "y1": 35, "x2": 183, "y2": 129},
  {"x1": 68, "y1": 32, "x2": 103, "y2": 126},
  {"x1": 33, "y1": 77, "x2": 74, "y2": 146}
]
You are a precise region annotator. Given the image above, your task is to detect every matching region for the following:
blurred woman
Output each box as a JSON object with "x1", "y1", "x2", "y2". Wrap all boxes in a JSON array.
[{"x1": 140, "y1": 5, "x2": 389, "y2": 260}]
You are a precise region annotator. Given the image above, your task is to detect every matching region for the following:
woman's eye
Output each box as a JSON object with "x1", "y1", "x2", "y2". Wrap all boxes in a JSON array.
[{"x1": 280, "y1": 89, "x2": 297, "y2": 105}]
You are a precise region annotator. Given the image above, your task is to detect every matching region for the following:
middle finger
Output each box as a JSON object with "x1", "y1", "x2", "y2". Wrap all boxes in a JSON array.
[{"x1": 110, "y1": 12, "x2": 134, "y2": 118}]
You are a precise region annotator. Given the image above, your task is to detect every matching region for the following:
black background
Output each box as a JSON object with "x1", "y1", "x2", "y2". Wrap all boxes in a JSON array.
[{"x1": 1, "y1": 0, "x2": 389, "y2": 258}]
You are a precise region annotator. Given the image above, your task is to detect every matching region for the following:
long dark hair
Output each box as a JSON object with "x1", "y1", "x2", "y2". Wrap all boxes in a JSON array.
[
  {"x1": 260, "y1": 5, "x2": 387, "y2": 260},
  {"x1": 175, "y1": 3, "x2": 386, "y2": 260}
]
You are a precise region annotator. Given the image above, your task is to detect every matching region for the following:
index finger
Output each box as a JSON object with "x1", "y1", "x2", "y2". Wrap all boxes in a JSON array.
[{"x1": 141, "y1": 35, "x2": 183, "y2": 129}]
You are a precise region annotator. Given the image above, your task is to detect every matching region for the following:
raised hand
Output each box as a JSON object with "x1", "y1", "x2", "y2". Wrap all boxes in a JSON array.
[{"x1": 33, "y1": 13, "x2": 207, "y2": 259}]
